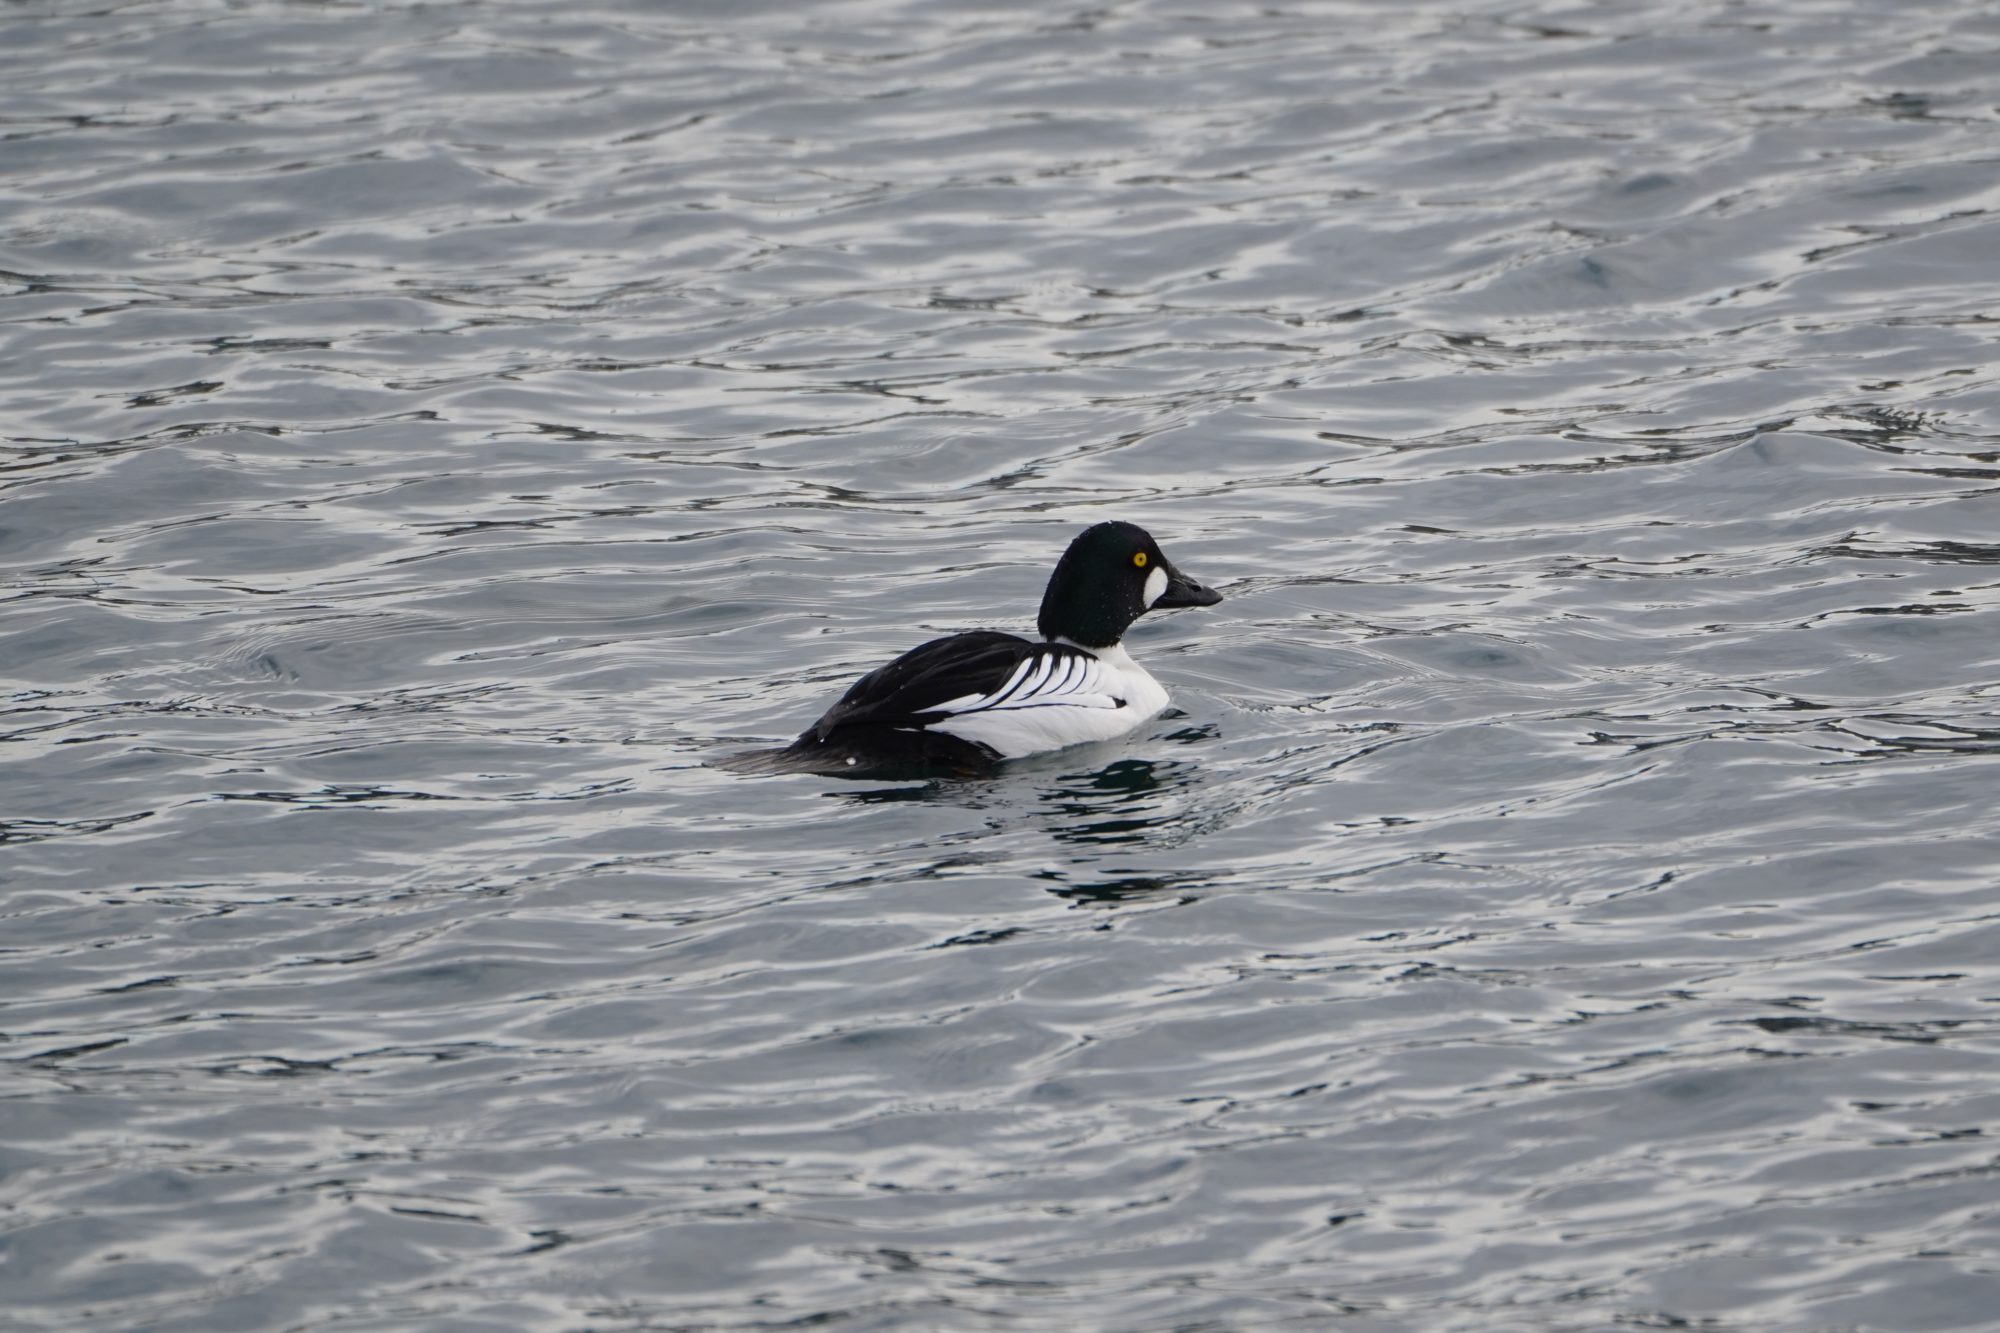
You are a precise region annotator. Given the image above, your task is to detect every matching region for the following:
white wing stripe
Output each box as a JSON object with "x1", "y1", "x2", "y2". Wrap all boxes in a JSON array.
[
  {"x1": 1026, "y1": 656, "x2": 1056, "y2": 696},
  {"x1": 987, "y1": 658, "x2": 1035, "y2": 708},
  {"x1": 1044, "y1": 656, "x2": 1073, "y2": 696},
  {"x1": 1023, "y1": 654, "x2": 1067, "y2": 705}
]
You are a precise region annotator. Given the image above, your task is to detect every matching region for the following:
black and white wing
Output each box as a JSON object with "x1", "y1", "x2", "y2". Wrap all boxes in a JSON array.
[
  {"x1": 923, "y1": 643, "x2": 1127, "y2": 720},
  {"x1": 916, "y1": 640, "x2": 1142, "y2": 760},
  {"x1": 807, "y1": 631, "x2": 1038, "y2": 740},
  {"x1": 784, "y1": 631, "x2": 1164, "y2": 771},
  {"x1": 806, "y1": 633, "x2": 1121, "y2": 740}
]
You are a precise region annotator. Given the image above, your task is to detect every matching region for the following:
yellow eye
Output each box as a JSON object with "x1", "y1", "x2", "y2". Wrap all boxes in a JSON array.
[{"x1": 1132, "y1": 552, "x2": 1148, "y2": 568}]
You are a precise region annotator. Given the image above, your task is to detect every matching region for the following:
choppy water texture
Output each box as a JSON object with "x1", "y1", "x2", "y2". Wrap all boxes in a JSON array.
[{"x1": 5, "y1": 0, "x2": 2000, "y2": 1328}]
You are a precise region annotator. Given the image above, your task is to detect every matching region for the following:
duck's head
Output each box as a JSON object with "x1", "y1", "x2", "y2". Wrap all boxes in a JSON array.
[{"x1": 1036, "y1": 520, "x2": 1222, "y2": 648}]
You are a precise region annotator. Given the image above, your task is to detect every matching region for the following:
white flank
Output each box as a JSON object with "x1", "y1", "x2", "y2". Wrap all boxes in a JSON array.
[{"x1": 927, "y1": 642, "x2": 1170, "y2": 759}]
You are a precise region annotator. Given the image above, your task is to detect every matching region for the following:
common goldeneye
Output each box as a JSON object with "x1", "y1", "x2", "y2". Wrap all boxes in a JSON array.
[{"x1": 784, "y1": 521, "x2": 1222, "y2": 773}]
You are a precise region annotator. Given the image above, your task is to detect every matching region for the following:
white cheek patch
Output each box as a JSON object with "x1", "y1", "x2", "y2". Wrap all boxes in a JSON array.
[{"x1": 1143, "y1": 564, "x2": 1168, "y2": 606}]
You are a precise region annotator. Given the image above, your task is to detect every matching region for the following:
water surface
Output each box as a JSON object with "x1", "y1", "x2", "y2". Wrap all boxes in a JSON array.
[{"x1": 5, "y1": 1, "x2": 2000, "y2": 1328}]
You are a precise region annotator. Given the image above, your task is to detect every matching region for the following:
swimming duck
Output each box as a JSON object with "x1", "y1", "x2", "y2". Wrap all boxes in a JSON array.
[{"x1": 785, "y1": 521, "x2": 1222, "y2": 772}]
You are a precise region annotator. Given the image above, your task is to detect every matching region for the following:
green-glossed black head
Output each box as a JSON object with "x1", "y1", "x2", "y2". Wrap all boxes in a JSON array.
[{"x1": 1035, "y1": 521, "x2": 1222, "y2": 648}]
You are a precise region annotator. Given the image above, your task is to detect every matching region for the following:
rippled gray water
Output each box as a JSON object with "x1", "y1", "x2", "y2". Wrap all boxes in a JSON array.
[{"x1": 6, "y1": 1, "x2": 2000, "y2": 1328}]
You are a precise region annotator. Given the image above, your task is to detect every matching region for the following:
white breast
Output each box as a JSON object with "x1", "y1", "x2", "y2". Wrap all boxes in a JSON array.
[{"x1": 925, "y1": 643, "x2": 1170, "y2": 760}]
